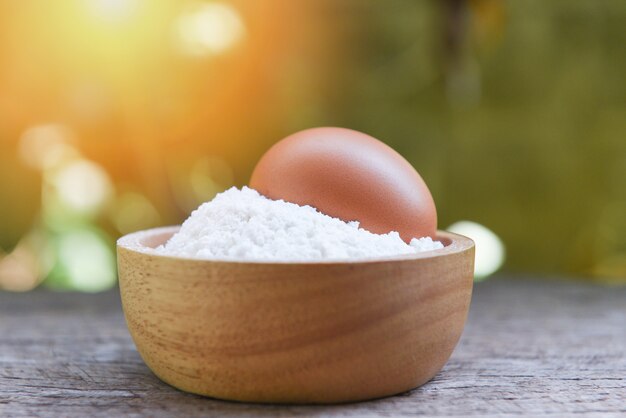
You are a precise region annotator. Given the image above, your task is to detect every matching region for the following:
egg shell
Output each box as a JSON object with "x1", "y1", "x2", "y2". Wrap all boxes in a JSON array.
[{"x1": 249, "y1": 127, "x2": 437, "y2": 241}]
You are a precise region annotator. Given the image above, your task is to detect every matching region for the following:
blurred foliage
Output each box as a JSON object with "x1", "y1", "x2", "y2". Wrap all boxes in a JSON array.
[
  {"x1": 307, "y1": 0, "x2": 626, "y2": 283},
  {"x1": 0, "y1": 0, "x2": 625, "y2": 291}
]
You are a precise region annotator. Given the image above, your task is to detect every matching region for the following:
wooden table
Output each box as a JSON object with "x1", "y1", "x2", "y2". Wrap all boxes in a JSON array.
[{"x1": 1, "y1": 277, "x2": 624, "y2": 417}]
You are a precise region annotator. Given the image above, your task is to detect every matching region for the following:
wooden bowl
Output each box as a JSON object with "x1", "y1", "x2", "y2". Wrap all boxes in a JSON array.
[{"x1": 117, "y1": 227, "x2": 474, "y2": 404}]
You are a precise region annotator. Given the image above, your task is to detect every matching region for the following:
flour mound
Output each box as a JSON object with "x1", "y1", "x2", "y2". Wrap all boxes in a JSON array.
[{"x1": 157, "y1": 187, "x2": 443, "y2": 261}]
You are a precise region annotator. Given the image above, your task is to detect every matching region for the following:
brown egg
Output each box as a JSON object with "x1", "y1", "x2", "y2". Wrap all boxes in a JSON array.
[{"x1": 249, "y1": 127, "x2": 437, "y2": 241}]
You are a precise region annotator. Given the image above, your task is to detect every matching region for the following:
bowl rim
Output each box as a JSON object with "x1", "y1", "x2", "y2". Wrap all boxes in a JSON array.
[{"x1": 117, "y1": 226, "x2": 474, "y2": 266}]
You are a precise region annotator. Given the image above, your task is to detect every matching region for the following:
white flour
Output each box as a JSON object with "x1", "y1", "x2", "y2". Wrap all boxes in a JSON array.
[{"x1": 157, "y1": 187, "x2": 443, "y2": 261}]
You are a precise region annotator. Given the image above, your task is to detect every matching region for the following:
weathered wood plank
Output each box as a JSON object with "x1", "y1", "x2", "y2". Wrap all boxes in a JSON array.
[{"x1": 0, "y1": 277, "x2": 624, "y2": 417}]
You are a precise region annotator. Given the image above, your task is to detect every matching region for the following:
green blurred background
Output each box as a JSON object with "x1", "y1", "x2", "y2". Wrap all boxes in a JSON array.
[{"x1": 0, "y1": 0, "x2": 625, "y2": 291}]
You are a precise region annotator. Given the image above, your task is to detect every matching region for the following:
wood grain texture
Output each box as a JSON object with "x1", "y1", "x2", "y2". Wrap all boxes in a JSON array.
[
  {"x1": 0, "y1": 278, "x2": 624, "y2": 417},
  {"x1": 117, "y1": 228, "x2": 474, "y2": 403}
]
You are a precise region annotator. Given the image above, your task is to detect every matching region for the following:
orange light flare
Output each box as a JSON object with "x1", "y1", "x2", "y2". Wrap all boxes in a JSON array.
[{"x1": 0, "y1": 1, "x2": 315, "y2": 218}]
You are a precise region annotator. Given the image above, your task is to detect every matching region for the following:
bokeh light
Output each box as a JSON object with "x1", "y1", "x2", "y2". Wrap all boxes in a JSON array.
[
  {"x1": 50, "y1": 160, "x2": 113, "y2": 214},
  {"x1": 110, "y1": 192, "x2": 161, "y2": 234},
  {"x1": 176, "y1": 2, "x2": 245, "y2": 56},
  {"x1": 168, "y1": 155, "x2": 235, "y2": 212},
  {"x1": 0, "y1": 232, "x2": 52, "y2": 292},
  {"x1": 55, "y1": 229, "x2": 116, "y2": 292},
  {"x1": 19, "y1": 124, "x2": 79, "y2": 171},
  {"x1": 448, "y1": 221, "x2": 506, "y2": 281},
  {"x1": 190, "y1": 156, "x2": 234, "y2": 201},
  {"x1": 0, "y1": 244, "x2": 39, "y2": 292}
]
